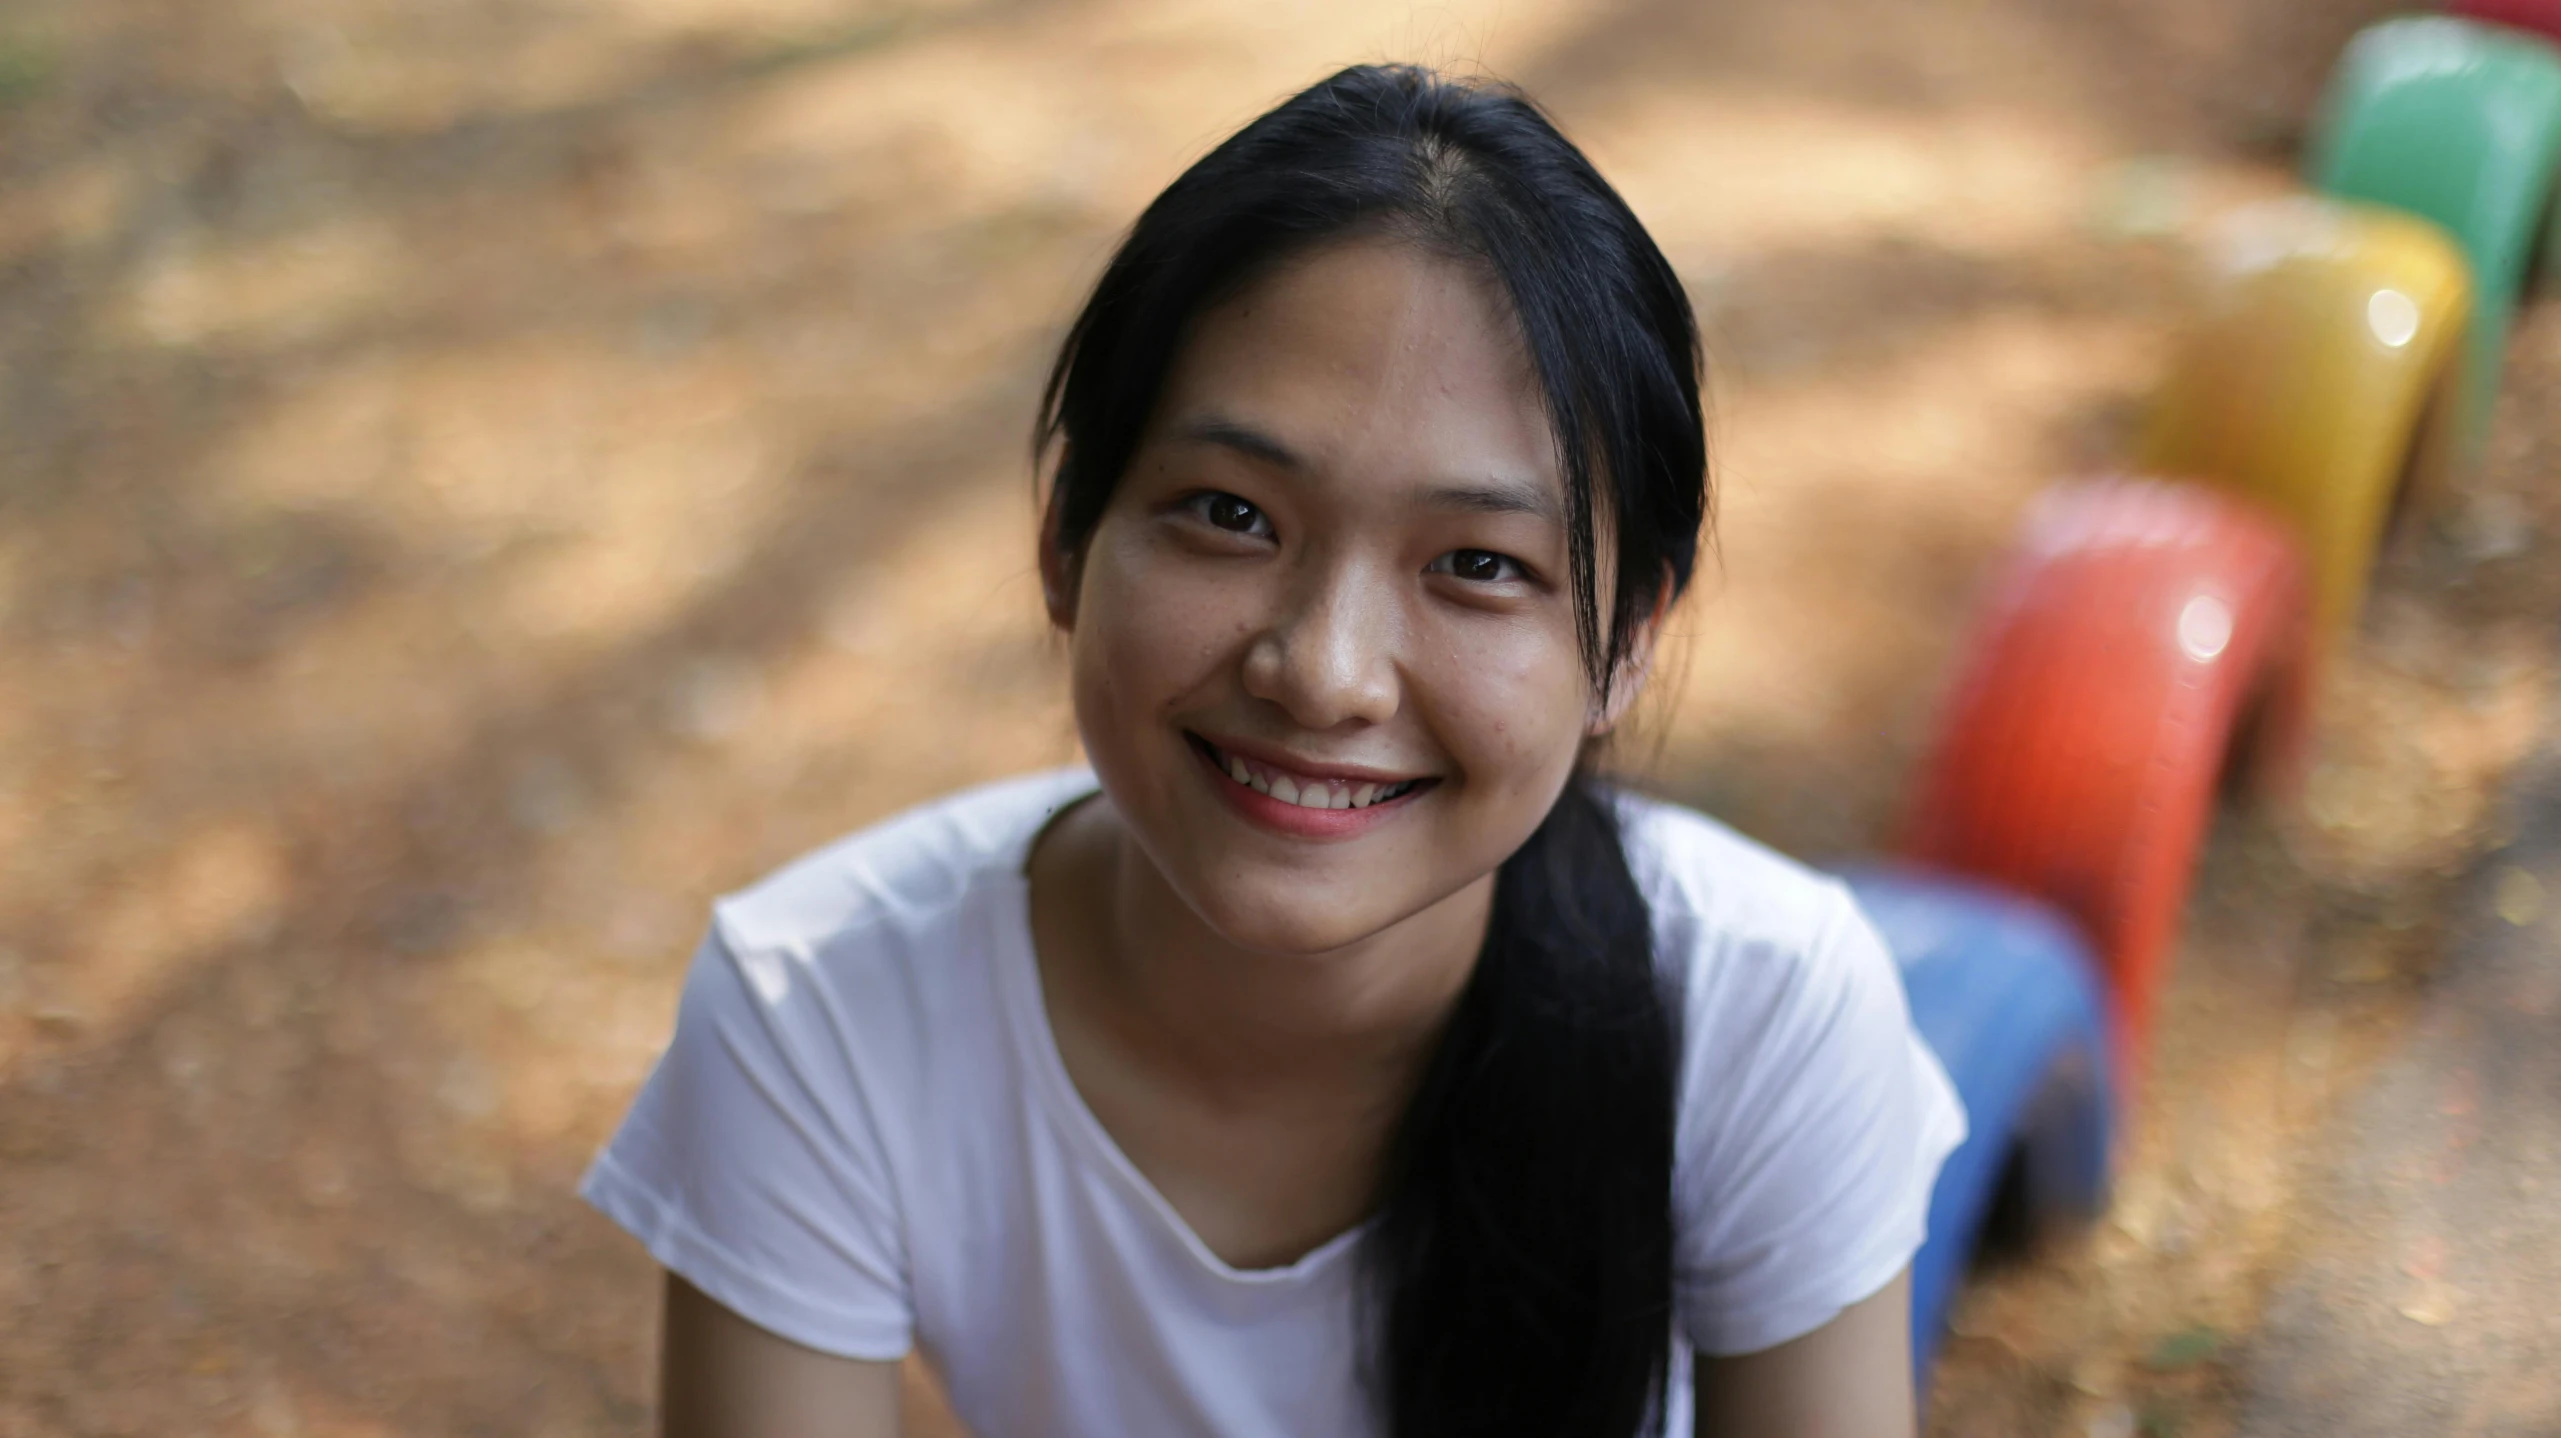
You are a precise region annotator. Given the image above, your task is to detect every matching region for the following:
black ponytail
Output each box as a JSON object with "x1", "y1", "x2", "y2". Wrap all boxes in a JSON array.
[
  {"x1": 1370, "y1": 774, "x2": 1679, "y2": 1433},
  {"x1": 1036, "y1": 64, "x2": 1706, "y2": 1436}
]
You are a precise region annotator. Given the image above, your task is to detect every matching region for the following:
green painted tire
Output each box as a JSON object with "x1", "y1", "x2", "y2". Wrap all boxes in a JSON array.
[{"x1": 2309, "y1": 14, "x2": 2561, "y2": 446}]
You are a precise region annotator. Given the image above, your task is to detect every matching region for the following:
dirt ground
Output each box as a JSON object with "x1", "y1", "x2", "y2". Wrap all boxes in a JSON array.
[{"x1": 4, "y1": 0, "x2": 2558, "y2": 1433}]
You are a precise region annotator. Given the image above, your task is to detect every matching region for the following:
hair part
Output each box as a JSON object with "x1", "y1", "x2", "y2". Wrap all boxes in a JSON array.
[{"x1": 1034, "y1": 63, "x2": 1709, "y2": 1437}]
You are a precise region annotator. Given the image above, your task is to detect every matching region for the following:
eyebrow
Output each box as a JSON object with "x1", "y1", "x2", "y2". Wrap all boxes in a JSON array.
[
  {"x1": 1168, "y1": 416, "x2": 1304, "y2": 471},
  {"x1": 1168, "y1": 413, "x2": 1564, "y2": 527},
  {"x1": 1418, "y1": 480, "x2": 1563, "y2": 527}
]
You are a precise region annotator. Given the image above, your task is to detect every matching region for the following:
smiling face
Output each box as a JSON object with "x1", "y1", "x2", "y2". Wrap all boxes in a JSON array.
[{"x1": 1045, "y1": 236, "x2": 1654, "y2": 956}]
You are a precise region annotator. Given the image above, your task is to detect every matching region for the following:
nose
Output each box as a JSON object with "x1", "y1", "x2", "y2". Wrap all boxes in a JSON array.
[{"x1": 1239, "y1": 556, "x2": 1403, "y2": 732}]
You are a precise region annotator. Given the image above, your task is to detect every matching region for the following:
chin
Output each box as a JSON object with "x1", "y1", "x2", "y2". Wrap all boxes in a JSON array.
[{"x1": 1169, "y1": 864, "x2": 1407, "y2": 958}]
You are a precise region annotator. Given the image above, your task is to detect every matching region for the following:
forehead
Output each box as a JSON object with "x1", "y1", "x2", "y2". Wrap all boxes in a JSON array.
[{"x1": 1148, "y1": 237, "x2": 1560, "y2": 502}]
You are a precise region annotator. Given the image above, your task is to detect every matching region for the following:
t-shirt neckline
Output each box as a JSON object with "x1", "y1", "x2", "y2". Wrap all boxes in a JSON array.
[{"x1": 987, "y1": 770, "x2": 1372, "y2": 1288}]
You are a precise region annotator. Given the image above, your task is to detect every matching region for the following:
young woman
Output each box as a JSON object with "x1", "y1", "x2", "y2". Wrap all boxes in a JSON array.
[{"x1": 584, "y1": 64, "x2": 1964, "y2": 1438}]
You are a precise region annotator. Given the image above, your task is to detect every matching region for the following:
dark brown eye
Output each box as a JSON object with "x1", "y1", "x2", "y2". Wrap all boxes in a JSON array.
[
  {"x1": 1188, "y1": 491, "x2": 1270, "y2": 536},
  {"x1": 1434, "y1": 548, "x2": 1521, "y2": 583}
]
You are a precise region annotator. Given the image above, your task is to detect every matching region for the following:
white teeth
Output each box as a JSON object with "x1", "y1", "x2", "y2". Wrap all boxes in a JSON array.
[{"x1": 1216, "y1": 746, "x2": 1415, "y2": 813}]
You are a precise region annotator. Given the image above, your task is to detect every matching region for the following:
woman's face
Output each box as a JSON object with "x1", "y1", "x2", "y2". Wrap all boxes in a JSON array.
[{"x1": 1048, "y1": 237, "x2": 1650, "y2": 956}]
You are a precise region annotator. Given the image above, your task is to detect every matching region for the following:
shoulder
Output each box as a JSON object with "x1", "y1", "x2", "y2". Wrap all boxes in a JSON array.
[
  {"x1": 1609, "y1": 785, "x2": 1865, "y2": 980},
  {"x1": 1616, "y1": 790, "x2": 1966, "y2": 1357},
  {"x1": 710, "y1": 767, "x2": 1098, "y2": 969},
  {"x1": 1608, "y1": 783, "x2": 1934, "y2": 1177}
]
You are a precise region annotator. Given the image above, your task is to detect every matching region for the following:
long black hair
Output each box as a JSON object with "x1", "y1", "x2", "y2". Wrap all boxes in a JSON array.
[{"x1": 1035, "y1": 64, "x2": 1709, "y2": 1436}]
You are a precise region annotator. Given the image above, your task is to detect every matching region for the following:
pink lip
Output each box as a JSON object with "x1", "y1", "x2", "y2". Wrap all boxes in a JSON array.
[{"x1": 1188, "y1": 735, "x2": 1431, "y2": 840}]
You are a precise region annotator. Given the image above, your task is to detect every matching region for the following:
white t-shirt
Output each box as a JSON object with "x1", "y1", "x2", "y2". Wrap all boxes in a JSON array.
[{"x1": 582, "y1": 768, "x2": 1965, "y2": 1436}]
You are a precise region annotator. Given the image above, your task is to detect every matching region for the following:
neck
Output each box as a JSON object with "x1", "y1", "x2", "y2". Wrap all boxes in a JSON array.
[{"x1": 1046, "y1": 797, "x2": 1491, "y2": 1113}]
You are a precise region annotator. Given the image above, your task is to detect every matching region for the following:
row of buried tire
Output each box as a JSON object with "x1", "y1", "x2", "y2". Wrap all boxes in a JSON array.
[{"x1": 1860, "y1": 1, "x2": 2561, "y2": 1375}]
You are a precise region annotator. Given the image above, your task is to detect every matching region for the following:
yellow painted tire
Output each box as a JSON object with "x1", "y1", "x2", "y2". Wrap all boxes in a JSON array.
[{"x1": 2139, "y1": 197, "x2": 2472, "y2": 636}]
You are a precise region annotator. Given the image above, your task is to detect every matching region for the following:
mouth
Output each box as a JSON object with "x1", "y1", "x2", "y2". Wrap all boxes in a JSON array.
[{"x1": 1184, "y1": 732, "x2": 1436, "y2": 816}]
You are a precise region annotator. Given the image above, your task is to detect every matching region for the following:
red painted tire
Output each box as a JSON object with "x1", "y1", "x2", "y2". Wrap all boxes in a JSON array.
[
  {"x1": 2449, "y1": 0, "x2": 2561, "y2": 47},
  {"x1": 1899, "y1": 479, "x2": 2312, "y2": 1072}
]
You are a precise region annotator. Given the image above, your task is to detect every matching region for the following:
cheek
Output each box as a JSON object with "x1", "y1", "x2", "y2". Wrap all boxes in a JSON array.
[
  {"x1": 1419, "y1": 615, "x2": 1591, "y2": 787},
  {"x1": 1069, "y1": 528, "x2": 1256, "y2": 718}
]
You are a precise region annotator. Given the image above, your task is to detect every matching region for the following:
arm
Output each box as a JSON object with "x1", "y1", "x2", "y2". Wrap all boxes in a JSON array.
[
  {"x1": 1692, "y1": 1268, "x2": 1915, "y2": 1438},
  {"x1": 661, "y1": 1272, "x2": 903, "y2": 1438}
]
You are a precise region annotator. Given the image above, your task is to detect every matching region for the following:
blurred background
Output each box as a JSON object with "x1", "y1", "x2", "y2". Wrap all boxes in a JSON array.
[{"x1": 2, "y1": 0, "x2": 2557, "y2": 1433}]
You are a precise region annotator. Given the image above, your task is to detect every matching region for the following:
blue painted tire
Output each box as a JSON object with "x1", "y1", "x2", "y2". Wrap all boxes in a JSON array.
[{"x1": 1839, "y1": 867, "x2": 2115, "y2": 1374}]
